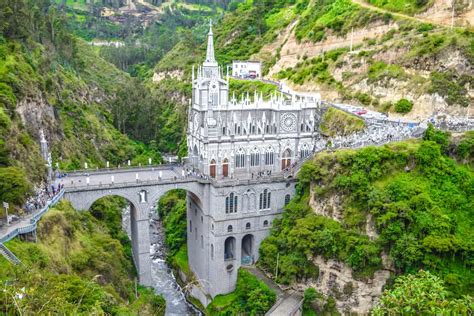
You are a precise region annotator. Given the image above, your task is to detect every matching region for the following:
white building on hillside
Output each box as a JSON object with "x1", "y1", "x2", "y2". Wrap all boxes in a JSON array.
[{"x1": 232, "y1": 60, "x2": 262, "y2": 79}]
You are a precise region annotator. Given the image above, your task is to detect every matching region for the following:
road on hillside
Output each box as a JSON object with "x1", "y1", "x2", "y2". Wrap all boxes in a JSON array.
[{"x1": 351, "y1": 0, "x2": 457, "y2": 28}]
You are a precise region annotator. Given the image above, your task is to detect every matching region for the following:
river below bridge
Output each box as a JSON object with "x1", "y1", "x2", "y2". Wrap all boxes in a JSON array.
[{"x1": 123, "y1": 207, "x2": 200, "y2": 315}]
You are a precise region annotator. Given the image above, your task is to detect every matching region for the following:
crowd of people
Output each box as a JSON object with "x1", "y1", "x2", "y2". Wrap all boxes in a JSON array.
[
  {"x1": 4, "y1": 183, "x2": 64, "y2": 226},
  {"x1": 431, "y1": 116, "x2": 474, "y2": 133}
]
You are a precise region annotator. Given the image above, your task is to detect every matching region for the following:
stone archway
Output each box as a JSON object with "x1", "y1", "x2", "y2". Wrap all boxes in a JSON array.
[
  {"x1": 224, "y1": 236, "x2": 236, "y2": 261},
  {"x1": 241, "y1": 234, "x2": 254, "y2": 265},
  {"x1": 86, "y1": 194, "x2": 152, "y2": 286}
]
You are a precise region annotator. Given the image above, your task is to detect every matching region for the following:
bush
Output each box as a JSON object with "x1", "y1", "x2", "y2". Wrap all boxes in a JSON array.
[
  {"x1": 372, "y1": 271, "x2": 472, "y2": 315},
  {"x1": 207, "y1": 269, "x2": 276, "y2": 315},
  {"x1": 394, "y1": 98, "x2": 413, "y2": 113}
]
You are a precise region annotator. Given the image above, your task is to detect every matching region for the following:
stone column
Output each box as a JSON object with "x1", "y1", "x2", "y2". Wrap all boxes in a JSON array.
[{"x1": 130, "y1": 204, "x2": 152, "y2": 286}]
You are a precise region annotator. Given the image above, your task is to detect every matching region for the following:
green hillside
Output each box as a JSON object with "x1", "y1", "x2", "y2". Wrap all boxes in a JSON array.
[
  {"x1": 0, "y1": 199, "x2": 166, "y2": 314},
  {"x1": 259, "y1": 129, "x2": 474, "y2": 312}
]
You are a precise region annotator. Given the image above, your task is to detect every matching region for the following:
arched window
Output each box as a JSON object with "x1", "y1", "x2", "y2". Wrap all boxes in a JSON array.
[
  {"x1": 246, "y1": 222, "x2": 251, "y2": 230},
  {"x1": 265, "y1": 147, "x2": 274, "y2": 166},
  {"x1": 223, "y1": 158, "x2": 229, "y2": 177},
  {"x1": 301, "y1": 144, "x2": 310, "y2": 158},
  {"x1": 235, "y1": 148, "x2": 246, "y2": 168},
  {"x1": 263, "y1": 220, "x2": 269, "y2": 227},
  {"x1": 227, "y1": 225, "x2": 233, "y2": 233},
  {"x1": 210, "y1": 159, "x2": 217, "y2": 178},
  {"x1": 259, "y1": 189, "x2": 271, "y2": 210},
  {"x1": 225, "y1": 192, "x2": 238, "y2": 214},
  {"x1": 250, "y1": 148, "x2": 260, "y2": 167},
  {"x1": 285, "y1": 194, "x2": 291, "y2": 206},
  {"x1": 281, "y1": 148, "x2": 292, "y2": 170}
]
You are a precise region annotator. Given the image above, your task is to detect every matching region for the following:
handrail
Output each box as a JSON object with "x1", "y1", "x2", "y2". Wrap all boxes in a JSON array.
[
  {"x1": 0, "y1": 189, "x2": 65, "y2": 244},
  {"x1": 0, "y1": 244, "x2": 21, "y2": 265}
]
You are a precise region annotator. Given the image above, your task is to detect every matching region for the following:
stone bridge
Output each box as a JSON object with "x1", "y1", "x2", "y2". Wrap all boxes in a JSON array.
[{"x1": 62, "y1": 165, "x2": 212, "y2": 286}]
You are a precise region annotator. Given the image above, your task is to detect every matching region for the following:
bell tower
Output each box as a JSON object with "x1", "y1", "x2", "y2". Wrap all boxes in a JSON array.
[{"x1": 188, "y1": 20, "x2": 229, "y2": 174}]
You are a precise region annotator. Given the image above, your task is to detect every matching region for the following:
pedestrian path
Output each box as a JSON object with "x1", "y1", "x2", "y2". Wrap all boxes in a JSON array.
[
  {"x1": 243, "y1": 266, "x2": 303, "y2": 316},
  {"x1": 0, "y1": 190, "x2": 64, "y2": 250}
]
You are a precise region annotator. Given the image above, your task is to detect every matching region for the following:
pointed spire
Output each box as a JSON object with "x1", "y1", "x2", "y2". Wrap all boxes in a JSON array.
[{"x1": 205, "y1": 19, "x2": 216, "y2": 64}]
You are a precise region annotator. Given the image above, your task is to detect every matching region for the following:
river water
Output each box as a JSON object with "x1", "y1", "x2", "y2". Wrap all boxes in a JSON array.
[{"x1": 123, "y1": 207, "x2": 200, "y2": 315}]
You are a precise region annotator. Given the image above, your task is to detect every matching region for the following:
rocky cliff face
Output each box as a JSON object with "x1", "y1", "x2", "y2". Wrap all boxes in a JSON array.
[{"x1": 306, "y1": 183, "x2": 393, "y2": 315}]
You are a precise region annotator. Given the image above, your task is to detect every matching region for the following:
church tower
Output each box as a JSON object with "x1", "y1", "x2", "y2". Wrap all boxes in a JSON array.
[{"x1": 188, "y1": 20, "x2": 229, "y2": 173}]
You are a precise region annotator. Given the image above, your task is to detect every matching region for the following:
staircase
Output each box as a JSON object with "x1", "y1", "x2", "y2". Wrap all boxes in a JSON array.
[{"x1": 0, "y1": 243, "x2": 21, "y2": 265}]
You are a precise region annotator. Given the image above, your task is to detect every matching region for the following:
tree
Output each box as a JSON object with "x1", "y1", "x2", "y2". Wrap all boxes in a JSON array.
[
  {"x1": 0, "y1": 167, "x2": 32, "y2": 205},
  {"x1": 372, "y1": 270, "x2": 473, "y2": 315}
]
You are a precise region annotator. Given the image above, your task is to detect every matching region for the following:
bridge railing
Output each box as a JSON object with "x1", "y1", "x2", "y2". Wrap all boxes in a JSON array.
[{"x1": 62, "y1": 163, "x2": 181, "y2": 176}]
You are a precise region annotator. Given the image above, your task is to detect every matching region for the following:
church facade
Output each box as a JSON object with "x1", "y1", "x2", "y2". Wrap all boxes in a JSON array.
[{"x1": 184, "y1": 22, "x2": 322, "y2": 300}]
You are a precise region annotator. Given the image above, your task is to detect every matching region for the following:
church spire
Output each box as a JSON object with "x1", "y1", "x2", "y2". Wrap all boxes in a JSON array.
[{"x1": 205, "y1": 19, "x2": 216, "y2": 64}]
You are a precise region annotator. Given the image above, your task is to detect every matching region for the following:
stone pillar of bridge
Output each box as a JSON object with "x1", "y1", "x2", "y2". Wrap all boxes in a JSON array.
[{"x1": 130, "y1": 202, "x2": 152, "y2": 286}]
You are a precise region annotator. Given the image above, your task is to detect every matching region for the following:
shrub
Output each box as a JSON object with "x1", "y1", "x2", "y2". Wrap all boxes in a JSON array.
[{"x1": 394, "y1": 98, "x2": 413, "y2": 113}]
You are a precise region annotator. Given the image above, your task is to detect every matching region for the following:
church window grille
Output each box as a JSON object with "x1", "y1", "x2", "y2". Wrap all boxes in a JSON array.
[
  {"x1": 259, "y1": 189, "x2": 271, "y2": 210},
  {"x1": 250, "y1": 152, "x2": 260, "y2": 167},
  {"x1": 236, "y1": 149, "x2": 246, "y2": 168},
  {"x1": 265, "y1": 148, "x2": 274, "y2": 166},
  {"x1": 226, "y1": 193, "x2": 238, "y2": 213},
  {"x1": 301, "y1": 144, "x2": 310, "y2": 158}
]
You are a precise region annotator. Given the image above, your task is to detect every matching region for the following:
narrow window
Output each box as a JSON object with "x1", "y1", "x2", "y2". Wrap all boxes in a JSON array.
[
  {"x1": 263, "y1": 220, "x2": 268, "y2": 227},
  {"x1": 285, "y1": 194, "x2": 291, "y2": 206},
  {"x1": 228, "y1": 225, "x2": 233, "y2": 233},
  {"x1": 246, "y1": 223, "x2": 251, "y2": 230}
]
